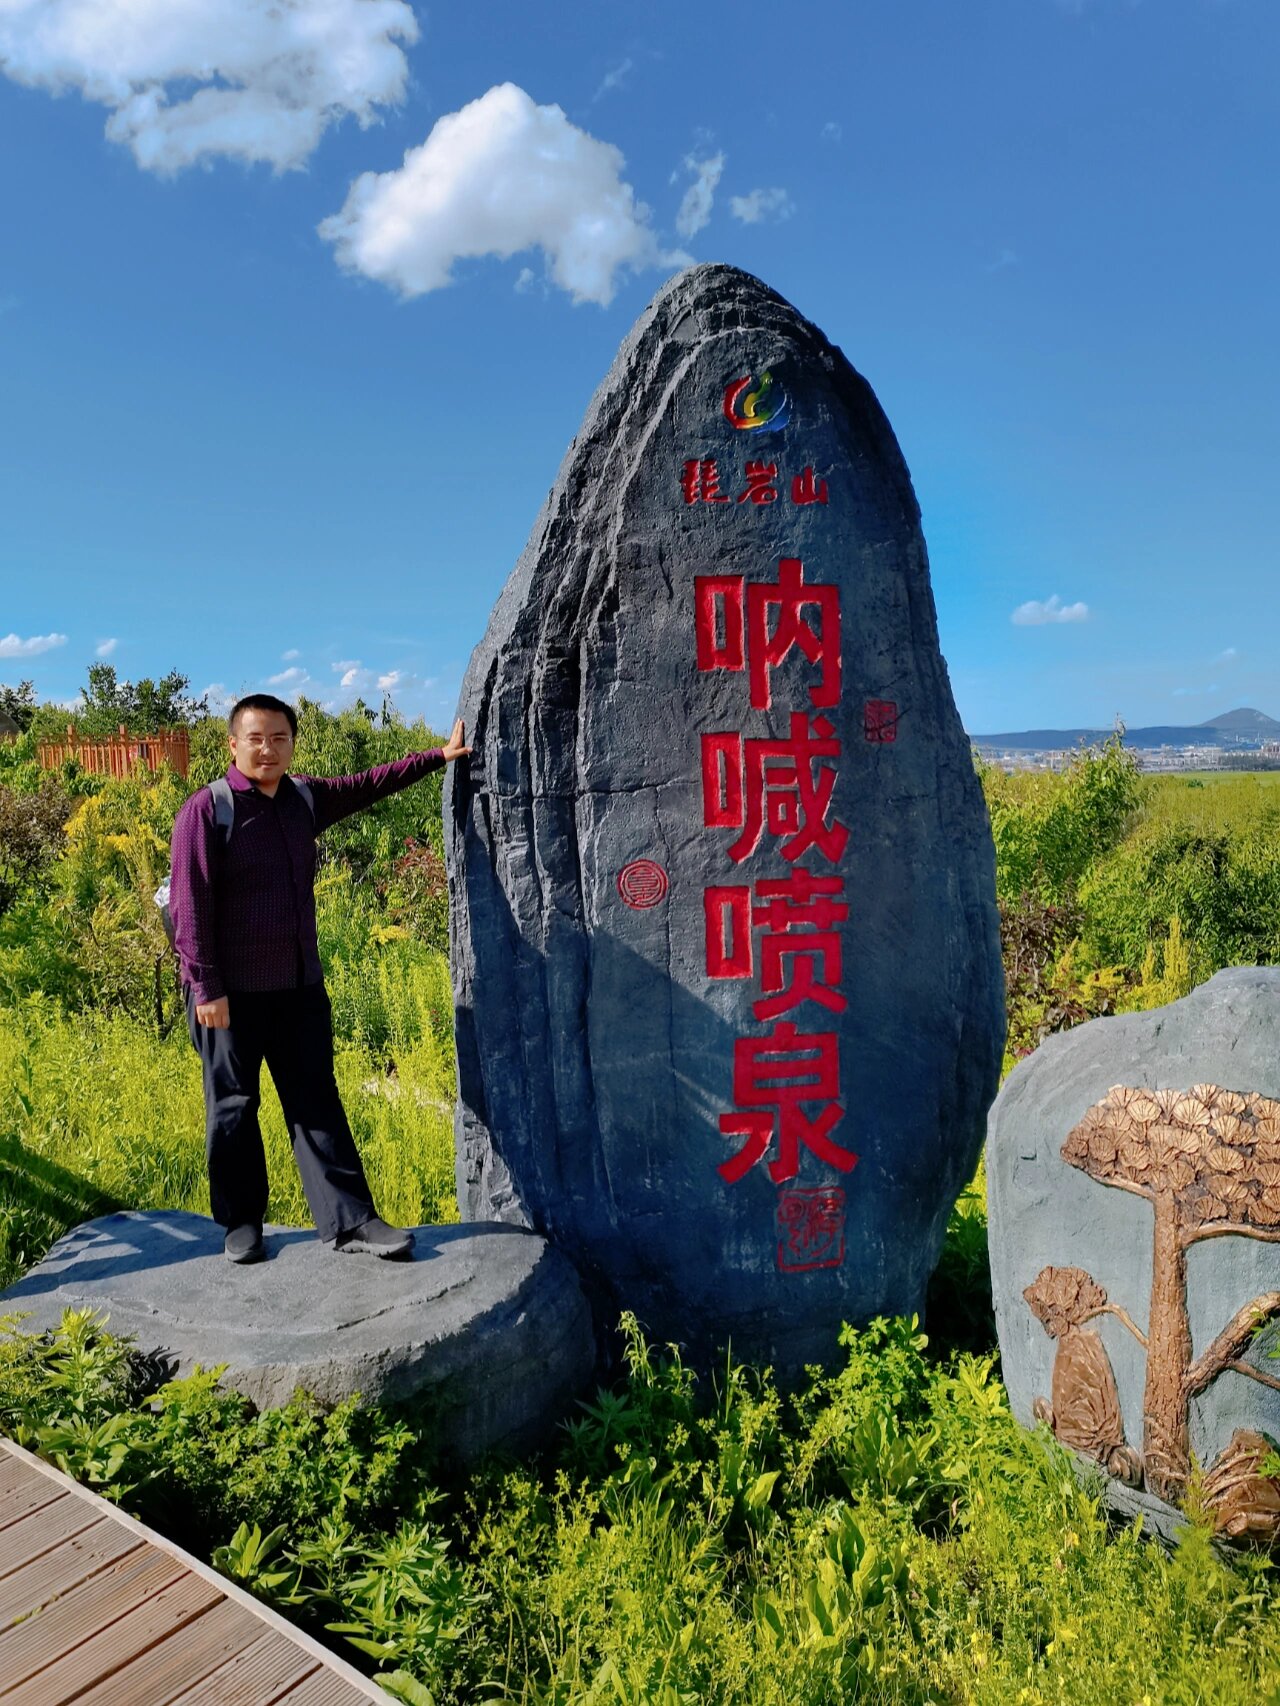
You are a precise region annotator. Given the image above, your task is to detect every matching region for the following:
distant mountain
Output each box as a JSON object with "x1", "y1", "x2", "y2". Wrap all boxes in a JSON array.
[
  {"x1": 1198, "y1": 707, "x2": 1280, "y2": 733},
  {"x1": 971, "y1": 708, "x2": 1280, "y2": 752}
]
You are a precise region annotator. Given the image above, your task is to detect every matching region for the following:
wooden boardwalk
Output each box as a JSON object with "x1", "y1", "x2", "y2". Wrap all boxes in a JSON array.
[{"x1": 0, "y1": 1438, "x2": 386, "y2": 1704}]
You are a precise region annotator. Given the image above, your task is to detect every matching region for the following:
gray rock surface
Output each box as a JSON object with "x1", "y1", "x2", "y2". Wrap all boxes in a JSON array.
[
  {"x1": 446, "y1": 262, "x2": 1004, "y2": 1373},
  {"x1": 988, "y1": 969, "x2": 1280, "y2": 1538},
  {"x1": 0, "y1": 1211, "x2": 595, "y2": 1463}
]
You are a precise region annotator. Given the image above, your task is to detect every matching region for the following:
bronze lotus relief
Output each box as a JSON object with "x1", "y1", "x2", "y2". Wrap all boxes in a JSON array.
[{"x1": 1024, "y1": 1084, "x2": 1280, "y2": 1544}]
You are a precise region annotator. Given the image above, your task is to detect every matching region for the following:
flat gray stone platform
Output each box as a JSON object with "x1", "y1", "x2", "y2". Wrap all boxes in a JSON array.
[{"x1": 0, "y1": 1211, "x2": 596, "y2": 1464}]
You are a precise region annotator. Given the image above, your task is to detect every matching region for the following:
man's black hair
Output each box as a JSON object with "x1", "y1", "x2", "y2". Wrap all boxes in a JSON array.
[{"x1": 228, "y1": 693, "x2": 298, "y2": 737}]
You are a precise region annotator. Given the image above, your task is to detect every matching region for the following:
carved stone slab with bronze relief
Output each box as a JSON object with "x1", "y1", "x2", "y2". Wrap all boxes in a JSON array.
[{"x1": 988, "y1": 967, "x2": 1280, "y2": 1549}]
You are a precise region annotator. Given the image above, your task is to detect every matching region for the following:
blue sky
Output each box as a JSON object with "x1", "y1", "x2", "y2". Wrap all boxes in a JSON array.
[{"x1": 1, "y1": 0, "x2": 1275, "y2": 734}]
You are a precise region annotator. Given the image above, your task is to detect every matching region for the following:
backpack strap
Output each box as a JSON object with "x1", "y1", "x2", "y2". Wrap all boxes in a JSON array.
[
  {"x1": 208, "y1": 776, "x2": 236, "y2": 845},
  {"x1": 291, "y1": 777, "x2": 315, "y2": 821}
]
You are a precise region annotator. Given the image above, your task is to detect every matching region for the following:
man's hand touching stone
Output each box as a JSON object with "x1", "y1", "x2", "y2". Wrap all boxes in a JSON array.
[
  {"x1": 196, "y1": 997, "x2": 230, "y2": 1029},
  {"x1": 442, "y1": 719, "x2": 472, "y2": 763}
]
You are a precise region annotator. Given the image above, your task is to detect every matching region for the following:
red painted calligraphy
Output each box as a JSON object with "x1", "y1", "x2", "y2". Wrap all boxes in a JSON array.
[
  {"x1": 791, "y1": 466, "x2": 829, "y2": 506},
  {"x1": 681, "y1": 459, "x2": 729, "y2": 504},
  {"x1": 864, "y1": 699, "x2": 899, "y2": 743},
  {"x1": 705, "y1": 885, "x2": 752, "y2": 979},
  {"x1": 737, "y1": 461, "x2": 778, "y2": 505},
  {"x1": 694, "y1": 577, "x2": 745, "y2": 672},
  {"x1": 701, "y1": 713, "x2": 850, "y2": 865},
  {"x1": 746, "y1": 557, "x2": 841, "y2": 710},
  {"x1": 717, "y1": 1021, "x2": 858, "y2": 1184},
  {"x1": 776, "y1": 1187, "x2": 847, "y2": 1271}
]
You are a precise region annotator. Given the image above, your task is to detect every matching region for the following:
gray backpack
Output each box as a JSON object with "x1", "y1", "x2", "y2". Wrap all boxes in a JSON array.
[{"x1": 155, "y1": 775, "x2": 314, "y2": 945}]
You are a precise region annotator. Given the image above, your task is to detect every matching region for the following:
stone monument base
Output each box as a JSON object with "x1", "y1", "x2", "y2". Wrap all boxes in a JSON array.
[{"x1": 0, "y1": 1210, "x2": 596, "y2": 1465}]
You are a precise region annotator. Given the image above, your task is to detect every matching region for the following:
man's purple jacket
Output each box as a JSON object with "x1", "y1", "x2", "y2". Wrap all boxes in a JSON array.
[{"x1": 170, "y1": 753, "x2": 444, "y2": 1006}]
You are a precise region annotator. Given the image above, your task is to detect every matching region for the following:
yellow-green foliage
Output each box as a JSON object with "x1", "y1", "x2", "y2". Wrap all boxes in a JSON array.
[{"x1": 0, "y1": 967, "x2": 457, "y2": 1288}]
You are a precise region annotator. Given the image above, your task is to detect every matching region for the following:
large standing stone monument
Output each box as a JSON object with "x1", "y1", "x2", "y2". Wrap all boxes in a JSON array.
[
  {"x1": 988, "y1": 969, "x2": 1280, "y2": 1547},
  {"x1": 447, "y1": 263, "x2": 1004, "y2": 1373}
]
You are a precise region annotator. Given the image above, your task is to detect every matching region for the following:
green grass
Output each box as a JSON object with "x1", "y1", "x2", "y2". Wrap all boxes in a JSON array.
[{"x1": 0, "y1": 961, "x2": 458, "y2": 1288}]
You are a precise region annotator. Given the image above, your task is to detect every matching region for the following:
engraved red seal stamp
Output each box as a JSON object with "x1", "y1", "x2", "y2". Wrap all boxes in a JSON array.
[
  {"x1": 617, "y1": 859, "x2": 669, "y2": 909},
  {"x1": 776, "y1": 1186, "x2": 847, "y2": 1272},
  {"x1": 863, "y1": 699, "x2": 899, "y2": 743}
]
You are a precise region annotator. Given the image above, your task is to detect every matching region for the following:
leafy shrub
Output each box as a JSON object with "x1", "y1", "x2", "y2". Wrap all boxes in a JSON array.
[{"x1": 0, "y1": 776, "x2": 70, "y2": 915}]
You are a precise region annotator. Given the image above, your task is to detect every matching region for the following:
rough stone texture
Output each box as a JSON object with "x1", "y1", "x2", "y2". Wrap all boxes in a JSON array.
[
  {"x1": 0, "y1": 1211, "x2": 595, "y2": 1463},
  {"x1": 446, "y1": 263, "x2": 1004, "y2": 1373},
  {"x1": 988, "y1": 968, "x2": 1280, "y2": 1534}
]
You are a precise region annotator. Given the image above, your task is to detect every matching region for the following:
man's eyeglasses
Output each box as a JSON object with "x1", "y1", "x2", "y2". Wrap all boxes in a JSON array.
[{"x1": 239, "y1": 734, "x2": 293, "y2": 750}]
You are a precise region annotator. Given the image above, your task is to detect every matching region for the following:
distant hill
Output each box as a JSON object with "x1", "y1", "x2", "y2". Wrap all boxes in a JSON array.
[
  {"x1": 971, "y1": 707, "x2": 1280, "y2": 752},
  {"x1": 1198, "y1": 707, "x2": 1280, "y2": 733}
]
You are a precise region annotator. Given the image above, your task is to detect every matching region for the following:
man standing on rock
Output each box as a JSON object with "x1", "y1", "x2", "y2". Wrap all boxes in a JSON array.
[{"x1": 169, "y1": 692, "x2": 470, "y2": 1265}]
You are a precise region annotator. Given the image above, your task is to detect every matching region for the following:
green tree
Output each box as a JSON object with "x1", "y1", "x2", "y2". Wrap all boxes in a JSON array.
[
  {"x1": 0, "y1": 680, "x2": 37, "y2": 733},
  {"x1": 71, "y1": 665, "x2": 209, "y2": 737}
]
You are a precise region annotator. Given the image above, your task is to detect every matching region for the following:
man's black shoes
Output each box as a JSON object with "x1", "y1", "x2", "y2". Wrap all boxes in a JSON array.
[
  {"x1": 333, "y1": 1216, "x2": 414, "y2": 1259},
  {"x1": 224, "y1": 1223, "x2": 266, "y2": 1264}
]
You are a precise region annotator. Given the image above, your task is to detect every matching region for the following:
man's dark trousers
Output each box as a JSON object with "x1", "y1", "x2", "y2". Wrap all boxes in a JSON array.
[{"x1": 185, "y1": 982, "x2": 375, "y2": 1241}]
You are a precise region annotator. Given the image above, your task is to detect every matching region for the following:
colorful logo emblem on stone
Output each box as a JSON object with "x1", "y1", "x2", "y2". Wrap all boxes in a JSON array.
[
  {"x1": 723, "y1": 370, "x2": 791, "y2": 433},
  {"x1": 618, "y1": 859, "x2": 669, "y2": 909}
]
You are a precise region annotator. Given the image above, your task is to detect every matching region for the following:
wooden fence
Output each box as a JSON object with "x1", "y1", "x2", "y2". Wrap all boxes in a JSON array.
[{"x1": 37, "y1": 724, "x2": 190, "y2": 780}]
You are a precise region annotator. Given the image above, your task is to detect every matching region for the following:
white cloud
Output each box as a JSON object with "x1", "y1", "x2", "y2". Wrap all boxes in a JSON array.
[
  {"x1": 267, "y1": 665, "x2": 307, "y2": 687},
  {"x1": 1212, "y1": 646, "x2": 1239, "y2": 665},
  {"x1": 1010, "y1": 595, "x2": 1089, "y2": 627},
  {"x1": 593, "y1": 57, "x2": 633, "y2": 102},
  {"x1": 200, "y1": 681, "x2": 234, "y2": 716},
  {"x1": 987, "y1": 247, "x2": 1020, "y2": 272},
  {"x1": 821, "y1": 121, "x2": 842, "y2": 143},
  {"x1": 729, "y1": 187, "x2": 795, "y2": 225},
  {"x1": 514, "y1": 266, "x2": 536, "y2": 293},
  {"x1": 339, "y1": 665, "x2": 369, "y2": 690},
  {"x1": 1172, "y1": 684, "x2": 1221, "y2": 697},
  {"x1": 281, "y1": 647, "x2": 300, "y2": 661},
  {"x1": 377, "y1": 669, "x2": 402, "y2": 691},
  {"x1": 0, "y1": 0, "x2": 418, "y2": 174},
  {"x1": 333, "y1": 659, "x2": 360, "y2": 673},
  {"x1": 0, "y1": 631, "x2": 66, "y2": 657},
  {"x1": 94, "y1": 637, "x2": 118, "y2": 658},
  {"x1": 675, "y1": 152, "x2": 724, "y2": 239},
  {"x1": 319, "y1": 83, "x2": 683, "y2": 307}
]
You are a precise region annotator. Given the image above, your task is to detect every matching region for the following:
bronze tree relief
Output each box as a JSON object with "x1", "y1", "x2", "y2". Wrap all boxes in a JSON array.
[{"x1": 1024, "y1": 1083, "x2": 1280, "y2": 1543}]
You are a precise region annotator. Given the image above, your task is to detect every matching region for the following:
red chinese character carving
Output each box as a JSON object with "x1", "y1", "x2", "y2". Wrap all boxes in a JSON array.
[
  {"x1": 705, "y1": 885, "x2": 752, "y2": 978},
  {"x1": 737, "y1": 461, "x2": 778, "y2": 505},
  {"x1": 701, "y1": 714, "x2": 850, "y2": 865},
  {"x1": 751, "y1": 865, "x2": 849, "y2": 934},
  {"x1": 694, "y1": 577, "x2": 745, "y2": 672},
  {"x1": 754, "y1": 933, "x2": 847, "y2": 1020},
  {"x1": 777, "y1": 1187, "x2": 846, "y2": 1271},
  {"x1": 681, "y1": 459, "x2": 729, "y2": 504},
  {"x1": 791, "y1": 466, "x2": 829, "y2": 506},
  {"x1": 864, "y1": 699, "x2": 899, "y2": 743},
  {"x1": 717, "y1": 1020, "x2": 857, "y2": 1184},
  {"x1": 746, "y1": 558, "x2": 841, "y2": 710},
  {"x1": 701, "y1": 731, "x2": 744, "y2": 829}
]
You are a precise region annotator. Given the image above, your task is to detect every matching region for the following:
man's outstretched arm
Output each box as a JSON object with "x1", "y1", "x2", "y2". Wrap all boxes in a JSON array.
[{"x1": 304, "y1": 719, "x2": 472, "y2": 832}]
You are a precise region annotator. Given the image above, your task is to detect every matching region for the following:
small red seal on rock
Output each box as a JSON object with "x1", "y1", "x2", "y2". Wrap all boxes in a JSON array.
[{"x1": 617, "y1": 859, "x2": 669, "y2": 909}]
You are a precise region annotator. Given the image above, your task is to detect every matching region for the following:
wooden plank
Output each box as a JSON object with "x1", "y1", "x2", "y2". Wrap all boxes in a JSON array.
[
  {"x1": 0, "y1": 1519, "x2": 143, "y2": 1628},
  {"x1": 0, "y1": 1496, "x2": 102, "y2": 1576},
  {"x1": 68, "y1": 1597, "x2": 274, "y2": 1706},
  {"x1": 0, "y1": 1453, "x2": 41, "y2": 1499},
  {"x1": 0, "y1": 1440, "x2": 387, "y2": 1702},
  {"x1": 0, "y1": 1546, "x2": 182, "y2": 1689},
  {"x1": 4, "y1": 1568, "x2": 225, "y2": 1704},
  {"x1": 278, "y1": 1667, "x2": 378, "y2": 1706},
  {"x1": 166, "y1": 1630, "x2": 320, "y2": 1706},
  {"x1": 0, "y1": 1479, "x2": 68, "y2": 1539}
]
